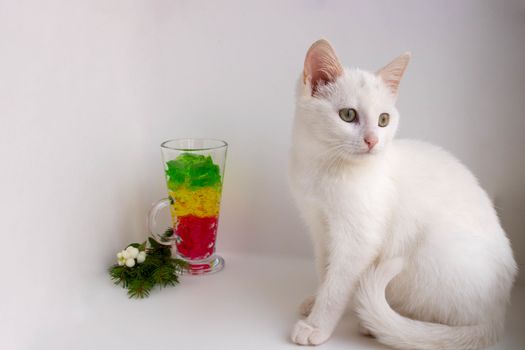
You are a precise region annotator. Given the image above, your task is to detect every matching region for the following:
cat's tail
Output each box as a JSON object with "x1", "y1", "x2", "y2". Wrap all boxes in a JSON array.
[{"x1": 355, "y1": 258, "x2": 503, "y2": 350}]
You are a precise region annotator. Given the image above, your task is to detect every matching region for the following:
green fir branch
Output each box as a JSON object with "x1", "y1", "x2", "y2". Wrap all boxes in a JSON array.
[{"x1": 108, "y1": 231, "x2": 187, "y2": 299}]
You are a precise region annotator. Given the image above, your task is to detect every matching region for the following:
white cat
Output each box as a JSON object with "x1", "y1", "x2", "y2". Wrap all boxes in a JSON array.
[{"x1": 289, "y1": 39, "x2": 517, "y2": 349}]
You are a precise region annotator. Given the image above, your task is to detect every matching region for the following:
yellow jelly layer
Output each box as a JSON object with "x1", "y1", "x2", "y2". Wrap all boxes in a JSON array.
[{"x1": 169, "y1": 187, "x2": 221, "y2": 218}]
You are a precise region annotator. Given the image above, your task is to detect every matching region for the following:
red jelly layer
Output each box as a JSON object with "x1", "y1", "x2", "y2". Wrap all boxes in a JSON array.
[{"x1": 175, "y1": 215, "x2": 218, "y2": 260}]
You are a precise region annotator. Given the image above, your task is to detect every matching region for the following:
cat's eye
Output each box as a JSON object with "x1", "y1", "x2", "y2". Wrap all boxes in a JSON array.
[
  {"x1": 339, "y1": 108, "x2": 357, "y2": 123},
  {"x1": 378, "y1": 113, "x2": 390, "y2": 127}
]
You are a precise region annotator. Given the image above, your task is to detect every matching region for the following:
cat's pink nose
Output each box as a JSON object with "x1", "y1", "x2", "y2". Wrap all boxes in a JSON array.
[{"x1": 364, "y1": 134, "x2": 378, "y2": 150}]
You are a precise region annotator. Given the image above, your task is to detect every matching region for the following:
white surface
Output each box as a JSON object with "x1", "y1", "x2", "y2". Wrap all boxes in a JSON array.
[
  {"x1": 12, "y1": 253, "x2": 525, "y2": 350},
  {"x1": 1, "y1": 0, "x2": 525, "y2": 346}
]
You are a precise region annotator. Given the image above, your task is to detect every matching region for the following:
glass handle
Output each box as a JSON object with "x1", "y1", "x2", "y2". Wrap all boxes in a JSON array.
[{"x1": 147, "y1": 198, "x2": 175, "y2": 245}]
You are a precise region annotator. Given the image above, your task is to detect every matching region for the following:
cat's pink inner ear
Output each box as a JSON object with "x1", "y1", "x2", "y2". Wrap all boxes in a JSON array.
[
  {"x1": 304, "y1": 39, "x2": 344, "y2": 95},
  {"x1": 376, "y1": 52, "x2": 411, "y2": 97}
]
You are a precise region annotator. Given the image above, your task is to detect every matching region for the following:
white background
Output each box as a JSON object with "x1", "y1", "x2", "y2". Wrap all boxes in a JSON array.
[{"x1": 1, "y1": 0, "x2": 525, "y2": 348}]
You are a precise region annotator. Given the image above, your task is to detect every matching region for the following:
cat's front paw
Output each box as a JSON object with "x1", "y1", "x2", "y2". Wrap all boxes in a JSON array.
[{"x1": 291, "y1": 320, "x2": 331, "y2": 346}]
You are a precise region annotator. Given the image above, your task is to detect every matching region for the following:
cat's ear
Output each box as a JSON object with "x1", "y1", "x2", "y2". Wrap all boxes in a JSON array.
[
  {"x1": 303, "y1": 39, "x2": 344, "y2": 95},
  {"x1": 376, "y1": 52, "x2": 411, "y2": 97}
]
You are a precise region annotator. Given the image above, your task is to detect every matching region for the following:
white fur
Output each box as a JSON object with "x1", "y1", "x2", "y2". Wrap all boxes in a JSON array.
[{"x1": 289, "y1": 43, "x2": 517, "y2": 349}]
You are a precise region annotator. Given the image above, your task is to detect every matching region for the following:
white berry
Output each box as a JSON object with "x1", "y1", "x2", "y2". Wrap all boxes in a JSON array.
[
  {"x1": 126, "y1": 246, "x2": 139, "y2": 259},
  {"x1": 137, "y1": 251, "x2": 147, "y2": 263},
  {"x1": 125, "y1": 258, "x2": 136, "y2": 267}
]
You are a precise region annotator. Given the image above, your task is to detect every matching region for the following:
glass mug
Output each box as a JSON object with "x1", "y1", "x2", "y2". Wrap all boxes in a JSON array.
[{"x1": 148, "y1": 138, "x2": 227, "y2": 275}]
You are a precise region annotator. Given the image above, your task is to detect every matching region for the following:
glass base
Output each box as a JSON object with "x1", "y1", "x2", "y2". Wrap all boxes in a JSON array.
[{"x1": 178, "y1": 254, "x2": 225, "y2": 275}]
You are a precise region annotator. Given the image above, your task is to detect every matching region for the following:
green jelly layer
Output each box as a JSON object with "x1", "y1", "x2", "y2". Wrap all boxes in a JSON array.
[{"x1": 165, "y1": 152, "x2": 221, "y2": 191}]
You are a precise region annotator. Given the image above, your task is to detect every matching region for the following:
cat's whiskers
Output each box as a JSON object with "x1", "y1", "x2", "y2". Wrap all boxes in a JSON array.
[
  {"x1": 323, "y1": 146, "x2": 348, "y2": 174},
  {"x1": 318, "y1": 143, "x2": 346, "y2": 157}
]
